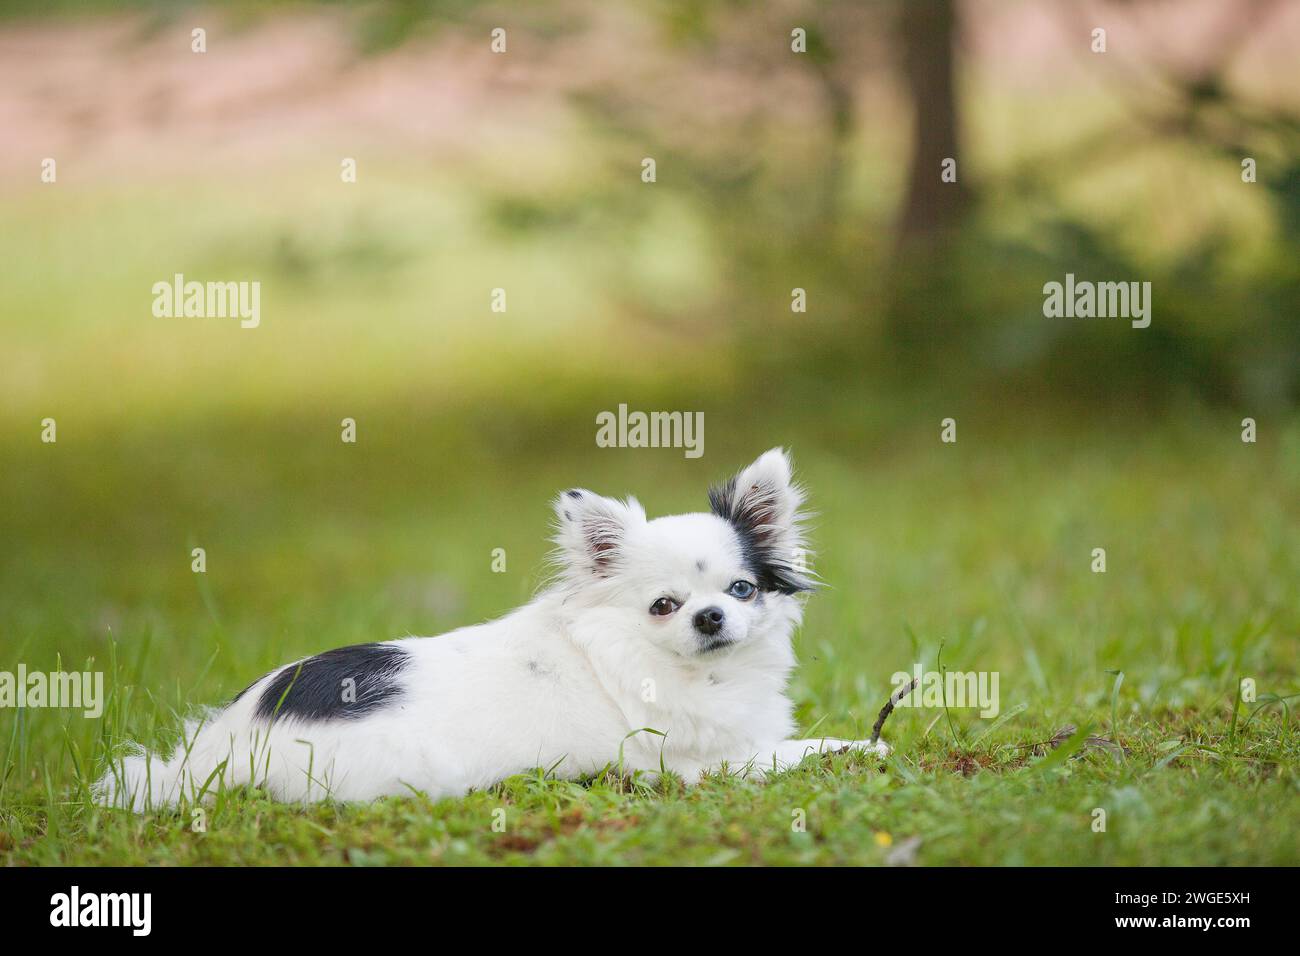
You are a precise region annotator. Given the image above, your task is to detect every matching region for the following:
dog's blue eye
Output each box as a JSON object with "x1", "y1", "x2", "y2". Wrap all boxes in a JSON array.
[
  {"x1": 650, "y1": 597, "x2": 679, "y2": 616},
  {"x1": 728, "y1": 580, "x2": 756, "y2": 600}
]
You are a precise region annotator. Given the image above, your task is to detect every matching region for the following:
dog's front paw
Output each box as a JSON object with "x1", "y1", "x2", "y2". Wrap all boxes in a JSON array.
[
  {"x1": 820, "y1": 738, "x2": 890, "y2": 759},
  {"x1": 841, "y1": 739, "x2": 889, "y2": 758}
]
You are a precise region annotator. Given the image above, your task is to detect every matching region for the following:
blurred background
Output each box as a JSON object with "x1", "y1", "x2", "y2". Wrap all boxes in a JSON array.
[{"x1": 1, "y1": 0, "x2": 1297, "y2": 764}]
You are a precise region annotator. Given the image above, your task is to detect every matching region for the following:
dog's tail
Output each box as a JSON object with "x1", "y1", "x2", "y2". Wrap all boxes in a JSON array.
[{"x1": 94, "y1": 714, "x2": 233, "y2": 812}]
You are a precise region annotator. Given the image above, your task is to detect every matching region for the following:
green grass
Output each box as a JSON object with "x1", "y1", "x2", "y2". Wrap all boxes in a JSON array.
[
  {"x1": 1, "y1": 138, "x2": 1297, "y2": 865},
  {"x1": 1, "y1": 405, "x2": 1296, "y2": 865}
]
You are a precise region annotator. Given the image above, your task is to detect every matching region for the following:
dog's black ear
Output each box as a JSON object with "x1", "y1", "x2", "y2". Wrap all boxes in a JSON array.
[
  {"x1": 553, "y1": 489, "x2": 645, "y2": 578},
  {"x1": 708, "y1": 448, "x2": 814, "y2": 594}
]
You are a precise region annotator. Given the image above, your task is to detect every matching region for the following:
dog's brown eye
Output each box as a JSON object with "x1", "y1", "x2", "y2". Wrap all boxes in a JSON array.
[{"x1": 649, "y1": 597, "x2": 679, "y2": 616}]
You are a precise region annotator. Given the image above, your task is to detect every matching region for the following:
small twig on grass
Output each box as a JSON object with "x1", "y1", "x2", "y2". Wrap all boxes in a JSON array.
[
  {"x1": 1009, "y1": 725, "x2": 1128, "y2": 763},
  {"x1": 869, "y1": 677, "x2": 921, "y2": 748}
]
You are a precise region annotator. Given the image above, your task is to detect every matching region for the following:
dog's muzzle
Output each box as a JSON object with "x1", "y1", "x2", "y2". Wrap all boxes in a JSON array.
[{"x1": 693, "y1": 606, "x2": 725, "y2": 636}]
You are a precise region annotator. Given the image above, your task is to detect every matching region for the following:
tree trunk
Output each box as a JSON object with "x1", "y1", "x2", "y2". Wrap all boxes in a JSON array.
[
  {"x1": 897, "y1": 0, "x2": 969, "y2": 244},
  {"x1": 883, "y1": 0, "x2": 971, "y2": 355}
]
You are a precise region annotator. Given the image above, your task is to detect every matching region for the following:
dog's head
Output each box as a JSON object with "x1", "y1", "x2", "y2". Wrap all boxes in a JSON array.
[{"x1": 553, "y1": 448, "x2": 814, "y2": 659}]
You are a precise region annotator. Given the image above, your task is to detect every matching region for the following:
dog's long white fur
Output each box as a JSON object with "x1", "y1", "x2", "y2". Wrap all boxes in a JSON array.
[{"x1": 95, "y1": 448, "x2": 886, "y2": 810}]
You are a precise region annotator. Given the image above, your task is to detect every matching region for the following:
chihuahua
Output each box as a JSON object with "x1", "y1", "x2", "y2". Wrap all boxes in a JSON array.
[{"x1": 96, "y1": 448, "x2": 887, "y2": 809}]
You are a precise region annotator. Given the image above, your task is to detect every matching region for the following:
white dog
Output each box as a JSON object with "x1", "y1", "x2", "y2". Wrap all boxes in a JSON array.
[{"x1": 96, "y1": 448, "x2": 887, "y2": 810}]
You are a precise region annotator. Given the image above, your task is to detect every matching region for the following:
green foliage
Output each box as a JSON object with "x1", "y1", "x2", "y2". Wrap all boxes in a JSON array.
[
  {"x1": 1, "y1": 404, "x2": 1296, "y2": 864},
  {"x1": 1, "y1": 0, "x2": 1297, "y2": 865}
]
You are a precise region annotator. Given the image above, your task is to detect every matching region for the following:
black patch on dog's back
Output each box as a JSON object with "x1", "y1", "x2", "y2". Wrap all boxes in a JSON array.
[{"x1": 254, "y1": 642, "x2": 410, "y2": 723}]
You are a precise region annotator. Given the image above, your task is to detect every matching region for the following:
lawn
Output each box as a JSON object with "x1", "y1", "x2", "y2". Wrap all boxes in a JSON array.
[
  {"x1": 1, "y1": 107, "x2": 1297, "y2": 865},
  {"x1": 1, "y1": 388, "x2": 1296, "y2": 863}
]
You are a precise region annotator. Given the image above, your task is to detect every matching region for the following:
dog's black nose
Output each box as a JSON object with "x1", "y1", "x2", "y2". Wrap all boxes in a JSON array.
[{"x1": 693, "y1": 606, "x2": 725, "y2": 636}]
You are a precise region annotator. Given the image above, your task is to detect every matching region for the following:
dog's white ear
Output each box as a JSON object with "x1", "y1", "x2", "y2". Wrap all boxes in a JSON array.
[
  {"x1": 708, "y1": 447, "x2": 813, "y2": 593},
  {"x1": 553, "y1": 489, "x2": 645, "y2": 578}
]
